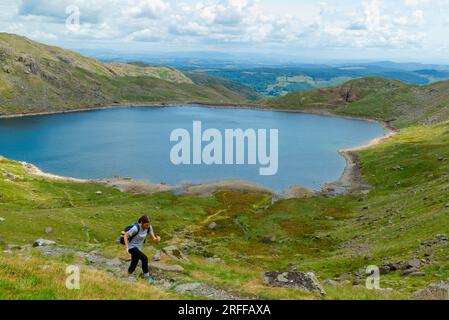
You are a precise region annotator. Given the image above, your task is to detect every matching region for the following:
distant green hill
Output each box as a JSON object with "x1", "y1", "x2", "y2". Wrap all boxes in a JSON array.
[
  {"x1": 184, "y1": 71, "x2": 263, "y2": 101},
  {"x1": 189, "y1": 64, "x2": 449, "y2": 98},
  {"x1": 268, "y1": 77, "x2": 449, "y2": 128},
  {"x1": 0, "y1": 33, "x2": 255, "y2": 116}
]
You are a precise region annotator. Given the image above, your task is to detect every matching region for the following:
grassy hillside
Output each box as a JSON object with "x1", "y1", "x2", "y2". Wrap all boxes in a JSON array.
[
  {"x1": 0, "y1": 33, "x2": 255, "y2": 116},
  {"x1": 268, "y1": 77, "x2": 449, "y2": 128},
  {"x1": 1, "y1": 33, "x2": 449, "y2": 301},
  {"x1": 184, "y1": 71, "x2": 263, "y2": 101},
  {"x1": 185, "y1": 64, "x2": 449, "y2": 98},
  {"x1": 1, "y1": 119, "x2": 449, "y2": 300}
]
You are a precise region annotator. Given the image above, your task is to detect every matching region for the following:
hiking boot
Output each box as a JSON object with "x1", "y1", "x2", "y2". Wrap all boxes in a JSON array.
[{"x1": 143, "y1": 274, "x2": 155, "y2": 283}]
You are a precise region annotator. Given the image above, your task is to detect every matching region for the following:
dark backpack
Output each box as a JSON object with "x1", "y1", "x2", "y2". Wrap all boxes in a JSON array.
[{"x1": 118, "y1": 223, "x2": 140, "y2": 245}]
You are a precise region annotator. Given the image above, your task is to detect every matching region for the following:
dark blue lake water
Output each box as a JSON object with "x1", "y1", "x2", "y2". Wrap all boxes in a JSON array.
[{"x1": 0, "y1": 106, "x2": 386, "y2": 191}]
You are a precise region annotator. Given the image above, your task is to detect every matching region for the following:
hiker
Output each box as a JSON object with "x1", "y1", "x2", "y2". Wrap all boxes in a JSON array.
[{"x1": 123, "y1": 215, "x2": 161, "y2": 282}]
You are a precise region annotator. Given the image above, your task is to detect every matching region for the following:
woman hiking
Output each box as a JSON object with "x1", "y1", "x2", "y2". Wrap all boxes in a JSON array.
[{"x1": 124, "y1": 215, "x2": 161, "y2": 282}]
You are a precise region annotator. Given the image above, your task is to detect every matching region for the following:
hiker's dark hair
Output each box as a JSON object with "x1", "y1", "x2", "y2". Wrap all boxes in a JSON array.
[{"x1": 138, "y1": 215, "x2": 151, "y2": 224}]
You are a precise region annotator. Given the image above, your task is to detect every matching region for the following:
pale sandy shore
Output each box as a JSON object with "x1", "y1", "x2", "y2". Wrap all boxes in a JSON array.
[
  {"x1": 19, "y1": 128, "x2": 396, "y2": 199},
  {"x1": 21, "y1": 165, "x2": 281, "y2": 197},
  {"x1": 22, "y1": 162, "x2": 89, "y2": 183},
  {"x1": 2, "y1": 104, "x2": 398, "y2": 199},
  {"x1": 322, "y1": 127, "x2": 398, "y2": 196}
]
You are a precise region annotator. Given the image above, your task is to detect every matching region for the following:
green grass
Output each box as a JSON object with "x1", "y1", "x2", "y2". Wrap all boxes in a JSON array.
[
  {"x1": 0, "y1": 253, "x2": 179, "y2": 300},
  {"x1": 1, "y1": 121, "x2": 449, "y2": 299},
  {"x1": 268, "y1": 76, "x2": 449, "y2": 128},
  {"x1": 2, "y1": 33, "x2": 449, "y2": 300}
]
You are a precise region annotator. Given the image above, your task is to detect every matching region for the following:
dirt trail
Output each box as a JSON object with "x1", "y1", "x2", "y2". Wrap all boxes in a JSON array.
[
  {"x1": 202, "y1": 209, "x2": 226, "y2": 225},
  {"x1": 34, "y1": 245, "x2": 252, "y2": 300}
]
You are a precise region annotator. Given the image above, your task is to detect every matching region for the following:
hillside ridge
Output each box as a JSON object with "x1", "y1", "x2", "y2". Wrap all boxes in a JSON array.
[
  {"x1": 0, "y1": 33, "x2": 258, "y2": 116},
  {"x1": 268, "y1": 76, "x2": 449, "y2": 128}
]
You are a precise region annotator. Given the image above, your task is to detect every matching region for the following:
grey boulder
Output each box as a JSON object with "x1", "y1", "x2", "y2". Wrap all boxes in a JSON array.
[
  {"x1": 153, "y1": 250, "x2": 161, "y2": 261},
  {"x1": 162, "y1": 245, "x2": 189, "y2": 263},
  {"x1": 264, "y1": 271, "x2": 326, "y2": 295},
  {"x1": 414, "y1": 281, "x2": 449, "y2": 300},
  {"x1": 149, "y1": 261, "x2": 185, "y2": 273},
  {"x1": 208, "y1": 222, "x2": 219, "y2": 230},
  {"x1": 407, "y1": 258, "x2": 421, "y2": 269},
  {"x1": 33, "y1": 239, "x2": 56, "y2": 247}
]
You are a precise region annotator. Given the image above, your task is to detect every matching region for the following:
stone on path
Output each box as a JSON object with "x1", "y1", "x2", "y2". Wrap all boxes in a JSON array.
[
  {"x1": 264, "y1": 271, "x2": 326, "y2": 295},
  {"x1": 208, "y1": 222, "x2": 219, "y2": 230},
  {"x1": 407, "y1": 258, "x2": 421, "y2": 269},
  {"x1": 153, "y1": 250, "x2": 161, "y2": 261},
  {"x1": 33, "y1": 239, "x2": 56, "y2": 247},
  {"x1": 323, "y1": 279, "x2": 340, "y2": 287},
  {"x1": 414, "y1": 281, "x2": 449, "y2": 300},
  {"x1": 174, "y1": 282, "x2": 239, "y2": 300},
  {"x1": 149, "y1": 261, "x2": 185, "y2": 273},
  {"x1": 162, "y1": 245, "x2": 189, "y2": 263},
  {"x1": 106, "y1": 258, "x2": 122, "y2": 268}
]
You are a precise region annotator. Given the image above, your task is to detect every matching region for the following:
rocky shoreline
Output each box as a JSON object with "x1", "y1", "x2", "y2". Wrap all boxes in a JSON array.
[
  {"x1": 0, "y1": 101, "x2": 263, "y2": 119},
  {"x1": 0, "y1": 100, "x2": 396, "y2": 126},
  {"x1": 20, "y1": 125, "x2": 396, "y2": 199},
  {"x1": 322, "y1": 126, "x2": 398, "y2": 196}
]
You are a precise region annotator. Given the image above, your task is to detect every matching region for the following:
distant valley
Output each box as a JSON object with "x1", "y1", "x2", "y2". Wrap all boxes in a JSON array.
[
  {"x1": 90, "y1": 50, "x2": 449, "y2": 97},
  {"x1": 183, "y1": 64, "x2": 449, "y2": 97}
]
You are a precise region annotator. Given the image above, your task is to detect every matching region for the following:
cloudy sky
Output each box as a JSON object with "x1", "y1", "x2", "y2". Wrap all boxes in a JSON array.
[{"x1": 2, "y1": 0, "x2": 449, "y2": 62}]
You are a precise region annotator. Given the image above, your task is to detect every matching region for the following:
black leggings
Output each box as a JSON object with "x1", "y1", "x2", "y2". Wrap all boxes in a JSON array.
[{"x1": 128, "y1": 248, "x2": 149, "y2": 274}]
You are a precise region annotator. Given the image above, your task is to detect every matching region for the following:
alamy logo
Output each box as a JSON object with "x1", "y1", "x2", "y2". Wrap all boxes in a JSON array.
[
  {"x1": 65, "y1": 5, "x2": 80, "y2": 31},
  {"x1": 366, "y1": 265, "x2": 381, "y2": 290},
  {"x1": 66, "y1": 265, "x2": 80, "y2": 290},
  {"x1": 170, "y1": 121, "x2": 279, "y2": 176}
]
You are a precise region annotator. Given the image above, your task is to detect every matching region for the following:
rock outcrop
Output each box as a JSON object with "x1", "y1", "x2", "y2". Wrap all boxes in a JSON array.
[
  {"x1": 162, "y1": 245, "x2": 190, "y2": 263},
  {"x1": 174, "y1": 283, "x2": 241, "y2": 300},
  {"x1": 33, "y1": 239, "x2": 56, "y2": 247},
  {"x1": 149, "y1": 262, "x2": 185, "y2": 273},
  {"x1": 208, "y1": 222, "x2": 219, "y2": 230},
  {"x1": 264, "y1": 271, "x2": 326, "y2": 295},
  {"x1": 414, "y1": 281, "x2": 449, "y2": 300}
]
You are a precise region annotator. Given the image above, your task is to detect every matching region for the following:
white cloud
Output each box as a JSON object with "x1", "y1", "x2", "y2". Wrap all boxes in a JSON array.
[
  {"x1": 0, "y1": 0, "x2": 447, "y2": 59},
  {"x1": 18, "y1": 0, "x2": 104, "y2": 23},
  {"x1": 129, "y1": 28, "x2": 165, "y2": 42},
  {"x1": 125, "y1": 0, "x2": 169, "y2": 19},
  {"x1": 403, "y1": 0, "x2": 431, "y2": 7}
]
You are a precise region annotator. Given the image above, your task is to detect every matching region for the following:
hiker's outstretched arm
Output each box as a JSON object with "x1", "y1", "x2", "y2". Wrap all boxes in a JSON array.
[
  {"x1": 124, "y1": 232, "x2": 130, "y2": 254},
  {"x1": 148, "y1": 226, "x2": 161, "y2": 243}
]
